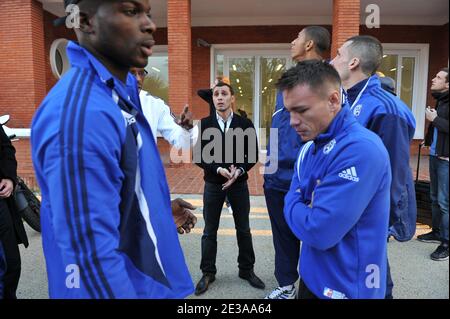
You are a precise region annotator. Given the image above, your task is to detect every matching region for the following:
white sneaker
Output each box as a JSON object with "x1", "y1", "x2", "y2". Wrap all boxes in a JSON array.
[{"x1": 264, "y1": 285, "x2": 296, "y2": 299}]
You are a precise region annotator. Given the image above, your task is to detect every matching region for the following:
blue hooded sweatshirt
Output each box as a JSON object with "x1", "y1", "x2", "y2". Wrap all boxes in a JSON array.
[
  {"x1": 264, "y1": 91, "x2": 303, "y2": 192},
  {"x1": 346, "y1": 75, "x2": 417, "y2": 241},
  {"x1": 31, "y1": 42, "x2": 194, "y2": 299},
  {"x1": 284, "y1": 106, "x2": 391, "y2": 299}
]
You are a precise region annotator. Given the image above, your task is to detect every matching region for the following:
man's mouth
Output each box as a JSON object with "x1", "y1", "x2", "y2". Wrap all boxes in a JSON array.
[{"x1": 140, "y1": 39, "x2": 155, "y2": 57}]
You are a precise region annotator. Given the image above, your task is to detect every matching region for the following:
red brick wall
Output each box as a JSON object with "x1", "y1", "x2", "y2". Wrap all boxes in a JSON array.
[
  {"x1": 331, "y1": 0, "x2": 361, "y2": 57},
  {"x1": 167, "y1": 0, "x2": 192, "y2": 114},
  {"x1": 0, "y1": 0, "x2": 46, "y2": 128}
]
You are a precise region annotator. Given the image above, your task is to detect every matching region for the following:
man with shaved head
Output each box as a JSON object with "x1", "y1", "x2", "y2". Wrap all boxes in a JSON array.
[{"x1": 32, "y1": 0, "x2": 195, "y2": 298}]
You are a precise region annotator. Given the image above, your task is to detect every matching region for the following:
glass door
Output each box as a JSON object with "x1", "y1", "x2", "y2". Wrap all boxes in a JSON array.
[{"x1": 214, "y1": 48, "x2": 292, "y2": 150}]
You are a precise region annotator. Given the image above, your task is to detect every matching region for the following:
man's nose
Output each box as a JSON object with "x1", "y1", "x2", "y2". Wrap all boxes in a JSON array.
[{"x1": 142, "y1": 16, "x2": 157, "y2": 34}]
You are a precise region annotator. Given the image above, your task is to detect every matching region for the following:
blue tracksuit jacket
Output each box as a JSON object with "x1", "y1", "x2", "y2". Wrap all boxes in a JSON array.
[
  {"x1": 264, "y1": 91, "x2": 303, "y2": 192},
  {"x1": 346, "y1": 75, "x2": 417, "y2": 241},
  {"x1": 31, "y1": 42, "x2": 194, "y2": 298},
  {"x1": 284, "y1": 106, "x2": 391, "y2": 299}
]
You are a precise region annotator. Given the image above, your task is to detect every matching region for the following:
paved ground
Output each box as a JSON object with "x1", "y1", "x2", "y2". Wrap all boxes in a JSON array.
[{"x1": 17, "y1": 194, "x2": 448, "y2": 299}]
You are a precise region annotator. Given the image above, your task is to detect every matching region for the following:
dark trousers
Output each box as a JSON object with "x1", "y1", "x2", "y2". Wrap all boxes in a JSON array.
[
  {"x1": 0, "y1": 198, "x2": 21, "y2": 299},
  {"x1": 430, "y1": 156, "x2": 449, "y2": 243},
  {"x1": 297, "y1": 278, "x2": 318, "y2": 299},
  {"x1": 264, "y1": 187, "x2": 300, "y2": 287},
  {"x1": 201, "y1": 181, "x2": 255, "y2": 274}
]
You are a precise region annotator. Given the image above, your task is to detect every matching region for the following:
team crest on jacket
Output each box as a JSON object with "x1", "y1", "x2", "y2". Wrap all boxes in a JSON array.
[
  {"x1": 323, "y1": 139, "x2": 336, "y2": 155},
  {"x1": 353, "y1": 104, "x2": 362, "y2": 117}
]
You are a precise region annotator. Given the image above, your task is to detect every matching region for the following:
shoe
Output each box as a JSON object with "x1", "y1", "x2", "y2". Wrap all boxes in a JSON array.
[
  {"x1": 264, "y1": 285, "x2": 296, "y2": 299},
  {"x1": 430, "y1": 243, "x2": 449, "y2": 261},
  {"x1": 194, "y1": 273, "x2": 215, "y2": 296},
  {"x1": 239, "y1": 270, "x2": 265, "y2": 289},
  {"x1": 417, "y1": 230, "x2": 441, "y2": 243}
]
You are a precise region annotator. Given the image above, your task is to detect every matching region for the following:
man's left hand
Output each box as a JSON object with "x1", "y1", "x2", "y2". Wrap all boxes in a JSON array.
[
  {"x1": 425, "y1": 107, "x2": 438, "y2": 122},
  {"x1": 0, "y1": 179, "x2": 14, "y2": 198},
  {"x1": 171, "y1": 198, "x2": 197, "y2": 234},
  {"x1": 177, "y1": 105, "x2": 194, "y2": 130}
]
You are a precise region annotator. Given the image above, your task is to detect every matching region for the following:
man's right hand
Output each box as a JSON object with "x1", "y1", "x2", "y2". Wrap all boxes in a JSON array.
[{"x1": 218, "y1": 167, "x2": 232, "y2": 179}]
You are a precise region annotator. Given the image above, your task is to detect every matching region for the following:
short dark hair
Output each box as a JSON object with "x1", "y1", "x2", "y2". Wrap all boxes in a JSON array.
[
  {"x1": 213, "y1": 81, "x2": 235, "y2": 96},
  {"x1": 441, "y1": 67, "x2": 449, "y2": 83},
  {"x1": 303, "y1": 26, "x2": 331, "y2": 55},
  {"x1": 276, "y1": 60, "x2": 341, "y2": 98},
  {"x1": 346, "y1": 35, "x2": 383, "y2": 76}
]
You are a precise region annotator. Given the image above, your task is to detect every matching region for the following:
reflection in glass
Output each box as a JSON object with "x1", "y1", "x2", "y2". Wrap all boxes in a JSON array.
[
  {"x1": 400, "y1": 57, "x2": 415, "y2": 110},
  {"x1": 144, "y1": 56, "x2": 169, "y2": 103},
  {"x1": 229, "y1": 57, "x2": 255, "y2": 121},
  {"x1": 260, "y1": 58, "x2": 287, "y2": 149},
  {"x1": 378, "y1": 54, "x2": 398, "y2": 89}
]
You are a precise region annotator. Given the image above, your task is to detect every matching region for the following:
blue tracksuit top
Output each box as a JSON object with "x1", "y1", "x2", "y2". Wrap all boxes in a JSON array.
[
  {"x1": 284, "y1": 106, "x2": 391, "y2": 299},
  {"x1": 264, "y1": 90, "x2": 303, "y2": 192},
  {"x1": 31, "y1": 42, "x2": 194, "y2": 298},
  {"x1": 346, "y1": 75, "x2": 417, "y2": 241}
]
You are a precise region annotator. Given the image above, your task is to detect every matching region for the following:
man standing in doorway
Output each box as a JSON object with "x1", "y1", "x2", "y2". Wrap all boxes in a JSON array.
[
  {"x1": 417, "y1": 68, "x2": 449, "y2": 261},
  {"x1": 193, "y1": 81, "x2": 264, "y2": 296},
  {"x1": 264, "y1": 26, "x2": 330, "y2": 299}
]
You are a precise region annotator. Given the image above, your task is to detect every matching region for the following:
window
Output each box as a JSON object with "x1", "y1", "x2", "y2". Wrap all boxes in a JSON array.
[{"x1": 143, "y1": 46, "x2": 169, "y2": 104}]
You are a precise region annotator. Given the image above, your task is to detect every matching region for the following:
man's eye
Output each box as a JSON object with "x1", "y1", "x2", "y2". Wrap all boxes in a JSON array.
[{"x1": 125, "y1": 9, "x2": 138, "y2": 16}]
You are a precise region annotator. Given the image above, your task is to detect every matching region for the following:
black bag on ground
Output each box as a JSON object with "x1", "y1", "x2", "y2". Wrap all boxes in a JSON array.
[{"x1": 415, "y1": 142, "x2": 432, "y2": 226}]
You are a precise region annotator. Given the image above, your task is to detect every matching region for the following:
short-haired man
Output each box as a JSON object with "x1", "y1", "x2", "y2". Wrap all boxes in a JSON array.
[
  {"x1": 264, "y1": 26, "x2": 331, "y2": 299},
  {"x1": 32, "y1": 0, "x2": 195, "y2": 298},
  {"x1": 417, "y1": 68, "x2": 449, "y2": 261},
  {"x1": 281, "y1": 60, "x2": 391, "y2": 299},
  {"x1": 193, "y1": 82, "x2": 264, "y2": 295},
  {"x1": 331, "y1": 35, "x2": 416, "y2": 299}
]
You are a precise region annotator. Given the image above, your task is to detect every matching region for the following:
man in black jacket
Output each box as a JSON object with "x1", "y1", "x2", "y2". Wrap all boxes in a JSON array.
[
  {"x1": 193, "y1": 81, "x2": 265, "y2": 295},
  {"x1": 417, "y1": 67, "x2": 449, "y2": 261},
  {"x1": 0, "y1": 124, "x2": 28, "y2": 298}
]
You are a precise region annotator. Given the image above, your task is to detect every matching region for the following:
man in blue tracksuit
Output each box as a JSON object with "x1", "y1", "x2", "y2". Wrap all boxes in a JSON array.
[
  {"x1": 31, "y1": 0, "x2": 194, "y2": 298},
  {"x1": 264, "y1": 26, "x2": 331, "y2": 299},
  {"x1": 331, "y1": 35, "x2": 417, "y2": 298},
  {"x1": 280, "y1": 61, "x2": 391, "y2": 299}
]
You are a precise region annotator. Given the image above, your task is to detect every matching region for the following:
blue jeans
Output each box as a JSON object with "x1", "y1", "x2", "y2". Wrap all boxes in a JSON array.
[{"x1": 429, "y1": 156, "x2": 449, "y2": 243}]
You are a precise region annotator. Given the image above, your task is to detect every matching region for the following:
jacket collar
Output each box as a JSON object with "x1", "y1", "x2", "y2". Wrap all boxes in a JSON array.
[
  {"x1": 346, "y1": 75, "x2": 381, "y2": 108},
  {"x1": 313, "y1": 104, "x2": 357, "y2": 149},
  {"x1": 66, "y1": 41, "x2": 139, "y2": 107}
]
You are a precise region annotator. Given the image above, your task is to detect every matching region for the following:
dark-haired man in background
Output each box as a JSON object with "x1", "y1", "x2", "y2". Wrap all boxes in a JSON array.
[{"x1": 193, "y1": 81, "x2": 264, "y2": 296}]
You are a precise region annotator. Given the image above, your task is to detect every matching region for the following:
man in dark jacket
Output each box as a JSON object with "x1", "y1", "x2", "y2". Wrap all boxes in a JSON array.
[
  {"x1": 0, "y1": 124, "x2": 28, "y2": 299},
  {"x1": 417, "y1": 67, "x2": 449, "y2": 261},
  {"x1": 193, "y1": 81, "x2": 264, "y2": 295}
]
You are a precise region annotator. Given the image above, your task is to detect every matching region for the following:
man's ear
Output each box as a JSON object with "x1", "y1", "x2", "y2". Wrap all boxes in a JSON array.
[
  {"x1": 348, "y1": 57, "x2": 360, "y2": 71},
  {"x1": 328, "y1": 90, "x2": 341, "y2": 112},
  {"x1": 78, "y1": 11, "x2": 95, "y2": 34},
  {"x1": 305, "y1": 40, "x2": 314, "y2": 52}
]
